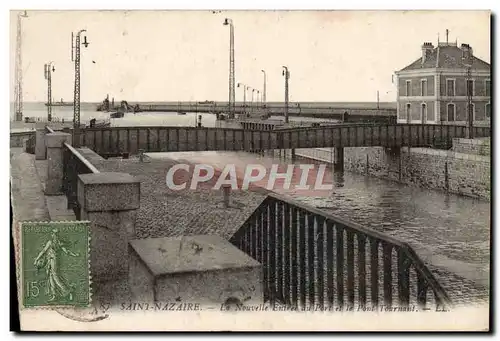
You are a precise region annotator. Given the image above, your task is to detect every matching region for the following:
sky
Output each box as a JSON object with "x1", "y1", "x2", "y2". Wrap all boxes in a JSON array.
[{"x1": 9, "y1": 10, "x2": 491, "y2": 103}]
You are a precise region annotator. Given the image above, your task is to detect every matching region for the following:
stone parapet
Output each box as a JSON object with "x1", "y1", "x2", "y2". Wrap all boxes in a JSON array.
[
  {"x1": 35, "y1": 128, "x2": 47, "y2": 160},
  {"x1": 77, "y1": 172, "x2": 140, "y2": 212},
  {"x1": 45, "y1": 132, "x2": 72, "y2": 195},
  {"x1": 77, "y1": 172, "x2": 140, "y2": 286}
]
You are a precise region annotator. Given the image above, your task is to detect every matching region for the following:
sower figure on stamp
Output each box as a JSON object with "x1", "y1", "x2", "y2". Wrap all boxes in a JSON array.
[{"x1": 33, "y1": 229, "x2": 80, "y2": 302}]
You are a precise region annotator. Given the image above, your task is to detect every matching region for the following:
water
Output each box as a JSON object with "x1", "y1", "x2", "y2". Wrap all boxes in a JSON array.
[
  {"x1": 11, "y1": 102, "x2": 333, "y2": 131},
  {"x1": 159, "y1": 150, "x2": 489, "y2": 271},
  {"x1": 14, "y1": 103, "x2": 490, "y2": 285}
]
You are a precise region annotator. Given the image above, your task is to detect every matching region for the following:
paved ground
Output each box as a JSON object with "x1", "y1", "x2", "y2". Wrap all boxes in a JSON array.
[
  {"x1": 10, "y1": 149, "x2": 50, "y2": 222},
  {"x1": 93, "y1": 155, "x2": 266, "y2": 240}
]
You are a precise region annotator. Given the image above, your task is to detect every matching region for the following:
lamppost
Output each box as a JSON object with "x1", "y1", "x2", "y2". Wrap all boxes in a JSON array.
[
  {"x1": 246, "y1": 85, "x2": 251, "y2": 116},
  {"x1": 282, "y1": 66, "x2": 290, "y2": 123},
  {"x1": 261, "y1": 69, "x2": 267, "y2": 109},
  {"x1": 71, "y1": 29, "x2": 89, "y2": 146},
  {"x1": 14, "y1": 10, "x2": 28, "y2": 122},
  {"x1": 237, "y1": 82, "x2": 247, "y2": 116},
  {"x1": 465, "y1": 64, "x2": 474, "y2": 139},
  {"x1": 251, "y1": 88, "x2": 257, "y2": 116},
  {"x1": 463, "y1": 45, "x2": 474, "y2": 139},
  {"x1": 223, "y1": 18, "x2": 235, "y2": 119},
  {"x1": 44, "y1": 62, "x2": 55, "y2": 121}
]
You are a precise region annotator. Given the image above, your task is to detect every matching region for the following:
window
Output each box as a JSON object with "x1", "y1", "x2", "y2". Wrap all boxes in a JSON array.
[
  {"x1": 466, "y1": 79, "x2": 474, "y2": 96},
  {"x1": 406, "y1": 81, "x2": 411, "y2": 96},
  {"x1": 486, "y1": 103, "x2": 491, "y2": 119},
  {"x1": 466, "y1": 103, "x2": 475, "y2": 121},
  {"x1": 406, "y1": 103, "x2": 411, "y2": 120},
  {"x1": 421, "y1": 79, "x2": 427, "y2": 96},
  {"x1": 421, "y1": 103, "x2": 427, "y2": 123},
  {"x1": 485, "y1": 80, "x2": 491, "y2": 96},
  {"x1": 447, "y1": 103, "x2": 455, "y2": 121},
  {"x1": 446, "y1": 79, "x2": 455, "y2": 96}
]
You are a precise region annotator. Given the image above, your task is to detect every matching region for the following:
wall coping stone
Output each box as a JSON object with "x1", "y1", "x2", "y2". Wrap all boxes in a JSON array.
[
  {"x1": 45, "y1": 132, "x2": 72, "y2": 148},
  {"x1": 78, "y1": 172, "x2": 140, "y2": 212},
  {"x1": 453, "y1": 137, "x2": 490, "y2": 146},
  {"x1": 408, "y1": 148, "x2": 490, "y2": 162},
  {"x1": 79, "y1": 172, "x2": 137, "y2": 185},
  {"x1": 77, "y1": 147, "x2": 106, "y2": 163},
  {"x1": 129, "y1": 235, "x2": 260, "y2": 277}
]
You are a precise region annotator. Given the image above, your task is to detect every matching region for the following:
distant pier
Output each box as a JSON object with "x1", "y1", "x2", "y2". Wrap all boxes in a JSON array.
[{"x1": 136, "y1": 101, "x2": 397, "y2": 124}]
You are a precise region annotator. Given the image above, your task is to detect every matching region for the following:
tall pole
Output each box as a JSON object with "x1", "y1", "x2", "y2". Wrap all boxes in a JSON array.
[
  {"x1": 223, "y1": 18, "x2": 235, "y2": 119},
  {"x1": 246, "y1": 86, "x2": 251, "y2": 116},
  {"x1": 282, "y1": 66, "x2": 290, "y2": 123},
  {"x1": 48, "y1": 66, "x2": 52, "y2": 121},
  {"x1": 261, "y1": 69, "x2": 266, "y2": 108},
  {"x1": 45, "y1": 62, "x2": 55, "y2": 122},
  {"x1": 251, "y1": 88, "x2": 255, "y2": 116},
  {"x1": 72, "y1": 29, "x2": 88, "y2": 146},
  {"x1": 466, "y1": 65, "x2": 474, "y2": 139},
  {"x1": 463, "y1": 48, "x2": 474, "y2": 139},
  {"x1": 377, "y1": 90, "x2": 380, "y2": 109},
  {"x1": 14, "y1": 11, "x2": 28, "y2": 122},
  {"x1": 237, "y1": 82, "x2": 247, "y2": 117}
]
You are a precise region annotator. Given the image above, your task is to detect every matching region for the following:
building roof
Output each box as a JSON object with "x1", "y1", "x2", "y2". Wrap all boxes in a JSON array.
[{"x1": 399, "y1": 44, "x2": 491, "y2": 72}]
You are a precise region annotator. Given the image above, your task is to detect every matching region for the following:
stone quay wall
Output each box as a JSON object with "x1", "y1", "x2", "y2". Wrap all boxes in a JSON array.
[
  {"x1": 290, "y1": 141, "x2": 491, "y2": 201},
  {"x1": 344, "y1": 147, "x2": 490, "y2": 201},
  {"x1": 452, "y1": 138, "x2": 491, "y2": 156},
  {"x1": 10, "y1": 131, "x2": 35, "y2": 148}
]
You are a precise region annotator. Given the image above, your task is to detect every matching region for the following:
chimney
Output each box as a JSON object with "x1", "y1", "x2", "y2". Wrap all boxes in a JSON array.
[
  {"x1": 461, "y1": 43, "x2": 474, "y2": 65},
  {"x1": 421, "y1": 42, "x2": 434, "y2": 64}
]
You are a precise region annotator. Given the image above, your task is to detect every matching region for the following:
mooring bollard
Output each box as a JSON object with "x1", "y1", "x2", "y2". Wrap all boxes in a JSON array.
[{"x1": 222, "y1": 184, "x2": 231, "y2": 208}]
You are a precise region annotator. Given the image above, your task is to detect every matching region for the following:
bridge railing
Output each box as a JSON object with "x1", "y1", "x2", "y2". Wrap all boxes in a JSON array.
[
  {"x1": 230, "y1": 192, "x2": 451, "y2": 310},
  {"x1": 277, "y1": 123, "x2": 491, "y2": 150},
  {"x1": 62, "y1": 142, "x2": 100, "y2": 219},
  {"x1": 76, "y1": 124, "x2": 491, "y2": 155}
]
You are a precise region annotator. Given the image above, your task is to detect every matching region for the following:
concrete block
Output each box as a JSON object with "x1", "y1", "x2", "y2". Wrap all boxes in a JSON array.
[
  {"x1": 46, "y1": 132, "x2": 71, "y2": 148},
  {"x1": 76, "y1": 172, "x2": 141, "y2": 286},
  {"x1": 129, "y1": 235, "x2": 263, "y2": 306},
  {"x1": 78, "y1": 172, "x2": 140, "y2": 212},
  {"x1": 35, "y1": 129, "x2": 47, "y2": 160},
  {"x1": 85, "y1": 210, "x2": 138, "y2": 283},
  {"x1": 45, "y1": 132, "x2": 72, "y2": 195}
]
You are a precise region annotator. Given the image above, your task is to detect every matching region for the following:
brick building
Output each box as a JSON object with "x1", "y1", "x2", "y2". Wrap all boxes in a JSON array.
[{"x1": 395, "y1": 40, "x2": 491, "y2": 125}]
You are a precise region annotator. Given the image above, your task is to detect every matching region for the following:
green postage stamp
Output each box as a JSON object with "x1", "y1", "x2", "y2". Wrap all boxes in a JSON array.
[{"x1": 20, "y1": 221, "x2": 91, "y2": 308}]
